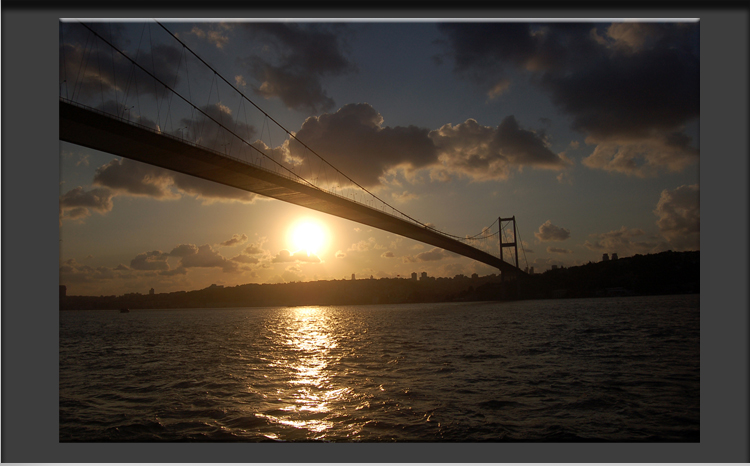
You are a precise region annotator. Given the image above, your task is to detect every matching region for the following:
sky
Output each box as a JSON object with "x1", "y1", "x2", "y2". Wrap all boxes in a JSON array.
[{"x1": 59, "y1": 19, "x2": 700, "y2": 296}]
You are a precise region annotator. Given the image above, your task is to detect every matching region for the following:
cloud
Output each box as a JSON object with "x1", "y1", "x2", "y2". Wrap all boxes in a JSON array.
[
  {"x1": 583, "y1": 226, "x2": 664, "y2": 256},
  {"x1": 176, "y1": 103, "x2": 257, "y2": 155},
  {"x1": 220, "y1": 233, "x2": 248, "y2": 247},
  {"x1": 93, "y1": 157, "x2": 258, "y2": 205},
  {"x1": 279, "y1": 103, "x2": 573, "y2": 189},
  {"x1": 392, "y1": 191, "x2": 418, "y2": 203},
  {"x1": 347, "y1": 237, "x2": 386, "y2": 252},
  {"x1": 169, "y1": 244, "x2": 199, "y2": 257},
  {"x1": 130, "y1": 250, "x2": 170, "y2": 271},
  {"x1": 381, "y1": 251, "x2": 395, "y2": 258},
  {"x1": 429, "y1": 116, "x2": 572, "y2": 182},
  {"x1": 243, "y1": 241, "x2": 266, "y2": 255},
  {"x1": 654, "y1": 184, "x2": 699, "y2": 250},
  {"x1": 59, "y1": 186, "x2": 114, "y2": 221},
  {"x1": 402, "y1": 247, "x2": 452, "y2": 263},
  {"x1": 286, "y1": 103, "x2": 439, "y2": 188},
  {"x1": 437, "y1": 22, "x2": 699, "y2": 176},
  {"x1": 93, "y1": 158, "x2": 178, "y2": 199},
  {"x1": 271, "y1": 249, "x2": 321, "y2": 263},
  {"x1": 240, "y1": 23, "x2": 355, "y2": 113},
  {"x1": 581, "y1": 134, "x2": 699, "y2": 178},
  {"x1": 487, "y1": 79, "x2": 511, "y2": 99},
  {"x1": 230, "y1": 254, "x2": 260, "y2": 264},
  {"x1": 335, "y1": 250, "x2": 346, "y2": 258},
  {"x1": 185, "y1": 23, "x2": 232, "y2": 49},
  {"x1": 547, "y1": 247, "x2": 573, "y2": 254},
  {"x1": 60, "y1": 23, "x2": 183, "y2": 103},
  {"x1": 534, "y1": 220, "x2": 571, "y2": 242},
  {"x1": 59, "y1": 258, "x2": 130, "y2": 283},
  {"x1": 281, "y1": 265, "x2": 305, "y2": 283},
  {"x1": 179, "y1": 244, "x2": 240, "y2": 273}
]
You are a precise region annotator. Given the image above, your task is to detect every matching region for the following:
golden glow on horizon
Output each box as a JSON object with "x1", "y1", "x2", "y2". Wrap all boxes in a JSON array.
[{"x1": 289, "y1": 219, "x2": 328, "y2": 256}]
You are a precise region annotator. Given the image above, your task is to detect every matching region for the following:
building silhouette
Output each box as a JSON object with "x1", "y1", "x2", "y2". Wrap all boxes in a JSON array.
[{"x1": 602, "y1": 253, "x2": 610, "y2": 262}]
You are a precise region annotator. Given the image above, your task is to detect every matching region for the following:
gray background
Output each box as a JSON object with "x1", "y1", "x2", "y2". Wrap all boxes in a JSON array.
[{"x1": 2, "y1": 4, "x2": 747, "y2": 462}]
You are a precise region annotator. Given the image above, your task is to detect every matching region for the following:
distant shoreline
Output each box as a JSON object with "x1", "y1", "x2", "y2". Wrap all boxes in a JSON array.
[{"x1": 60, "y1": 250, "x2": 698, "y2": 311}]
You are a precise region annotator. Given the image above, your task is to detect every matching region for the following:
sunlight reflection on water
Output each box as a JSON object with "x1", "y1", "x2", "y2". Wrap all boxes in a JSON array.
[
  {"x1": 261, "y1": 306, "x2": 347, "y2": 437},
  {"x1": 60, "y1": 297, "x2": 700, "y2": 442}
]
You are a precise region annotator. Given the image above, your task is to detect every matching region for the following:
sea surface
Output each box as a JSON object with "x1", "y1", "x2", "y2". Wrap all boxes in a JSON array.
[{"x1": 59, "y1": 295, "x2": 699, "y2": 442}]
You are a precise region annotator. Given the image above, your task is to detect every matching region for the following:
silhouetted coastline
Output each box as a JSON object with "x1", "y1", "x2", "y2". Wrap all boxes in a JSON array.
[{"x1": 59, "y1": 250, "x2": 698, "y2": 311}]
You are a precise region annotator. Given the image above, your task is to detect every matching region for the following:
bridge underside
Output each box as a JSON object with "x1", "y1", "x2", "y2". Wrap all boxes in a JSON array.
[{"x1": 60, "y1": 100, "x2": 524, "y2": 276}]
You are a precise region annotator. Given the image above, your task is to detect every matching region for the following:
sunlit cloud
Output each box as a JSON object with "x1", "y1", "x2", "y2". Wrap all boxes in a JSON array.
[
  {"x1": 91, "y1": 157, "x2": 259, "y2": 209},
  {"x1": 534, "y1": 220, "x2": 571, "y2": 242},
  {"x1": 272, "y1": 249, "x2": 321, "y2": 263},
  {"x1": 59, "y1": 186, "x2": 114, "y2": 222},
  {"x1": 654, "y1": 184, "x2": 699, "y2": 250},
  {"x1": 430, "y1": 116, "x2": 573, "y2": 182},
  {"x1": 402, "y1": 247, "x2": 453, "y2": 263},
  {"x1": 347, "y1": 237, "x2": 385, "y2": 252}
]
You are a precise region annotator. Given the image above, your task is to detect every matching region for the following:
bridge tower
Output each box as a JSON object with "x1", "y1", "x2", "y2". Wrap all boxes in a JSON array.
[{"x1": 499, "y1": 216, "x2": 519, "y2": 269}]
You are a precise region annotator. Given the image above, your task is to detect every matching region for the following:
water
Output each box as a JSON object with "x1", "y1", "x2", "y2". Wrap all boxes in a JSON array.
[{"x1": 59, "y1": 295, "x2": 699, "y2": 442}]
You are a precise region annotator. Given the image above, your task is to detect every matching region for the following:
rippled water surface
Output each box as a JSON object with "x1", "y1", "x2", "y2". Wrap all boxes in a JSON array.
[{"x1": 60, "y1": 295, "x2": 699, "y2": 441}]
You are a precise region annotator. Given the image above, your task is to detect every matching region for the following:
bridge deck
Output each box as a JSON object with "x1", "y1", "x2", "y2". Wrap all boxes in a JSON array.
[{"x1": 60, "y1": 100, "x2": 524, "y2": 275}]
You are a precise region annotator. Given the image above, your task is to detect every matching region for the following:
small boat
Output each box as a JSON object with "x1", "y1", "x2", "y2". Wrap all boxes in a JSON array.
[{"x1": 119, "y1": 308, "x2": 130, "y2": 313}]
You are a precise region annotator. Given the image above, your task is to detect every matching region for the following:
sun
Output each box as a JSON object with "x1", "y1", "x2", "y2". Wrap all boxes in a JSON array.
[{"x1": 289, "y1": 219, "x2": 327, "y2": 256}]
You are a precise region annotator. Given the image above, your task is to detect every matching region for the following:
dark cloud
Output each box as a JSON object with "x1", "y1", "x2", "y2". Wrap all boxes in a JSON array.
[
  {"x1": 59, "y1": 186, "x2": 114, "y2": 221},
  {"x1": 271, "y1": 249, "x2": 321, "y2": 263},
  {"x1": 535, "y1": 220, "x2": 571, "y2": 242},
  {"x1": 177, "y1": 103, "x2": 257, "y2": 154},
  {"x1": 95, "y1": 100, "x2": 159, "y2": 129},
  {"x1": 179, "y1": 244, "x2": 239, "y2": 273},
  {"x1": 93, "y1": 158, "x2": 177, "y2": 199},
  {"x1": 220, "y1": 233, "x2": 248, "y2": 247},
  {"x1": 284, "y1": 104, "x2": 570, "y2": 188},
  {"x1": 240, "y1": 23, "x2": 355, "y2": 113},
  {"x1": 437, "y1": 22, "x2": 699, "y2": 176},
  {"x1": 93, "y1": 157, "x2": 257, "y2": 204},
  {"x1": 130, "y1": 250, "x2": 170, "y2": 271},
  {"x1": 60, "y1": 23, "x2": 183, "y2": 105},
  {"x1": 381, "y1": 251, "x2": 395, "y2": 258},
  {"x1": 287, "y1": 103, "x2": 439, "y2": 188},
  {"x1": 402, "y1": 247, "x2": 452, "y2": 263},
  {"x1": 654, "y1": 184, "x2": 699, "y2": 250},
  {"x1": 430, "y1": 116, "x2": 572, "y2": 181},
  {"x1": 169, "y1": 244, "x2": 199, "y2": 257},
  {"x1": 547, "y1": 247, "x2": 573, "y2": 254},
  {"x1": 231, "y1": 254, "x2": 260, "y2": 264}
]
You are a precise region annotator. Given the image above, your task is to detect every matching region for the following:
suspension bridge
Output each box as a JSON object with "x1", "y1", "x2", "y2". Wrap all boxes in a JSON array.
[{"x1": 59, "y1": 20, "x2": 528, "y2": 277}]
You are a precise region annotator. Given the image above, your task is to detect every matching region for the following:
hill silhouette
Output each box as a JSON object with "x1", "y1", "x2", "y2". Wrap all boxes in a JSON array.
[{"x1": 60, "y1": 250, "x2": 698, "y2": 310}]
